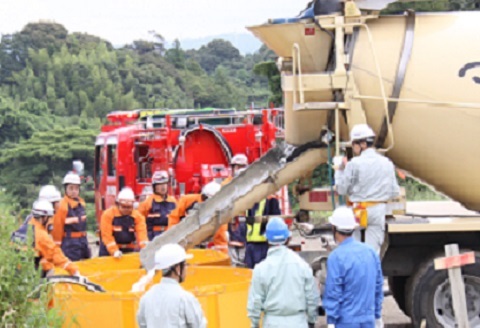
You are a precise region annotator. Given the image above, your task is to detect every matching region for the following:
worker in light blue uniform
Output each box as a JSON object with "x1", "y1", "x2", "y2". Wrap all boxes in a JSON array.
[
  {"x1": 247, "y1": 217, "x2": 319, "y2": 328},
  {"x1": 322, "y1": 207, "x2": 384, "y2": 328},
  {"x1": 245, "y1": 196, "x2": 281, "y2": 268},
  {"x1": 334, "y1": 124, "x2": 400, "y2": 253}
]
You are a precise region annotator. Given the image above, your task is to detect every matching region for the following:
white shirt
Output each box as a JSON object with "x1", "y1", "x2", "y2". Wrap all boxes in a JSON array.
[{"x1": 335, "y1": 148, "x2": 400, "y2": 202}]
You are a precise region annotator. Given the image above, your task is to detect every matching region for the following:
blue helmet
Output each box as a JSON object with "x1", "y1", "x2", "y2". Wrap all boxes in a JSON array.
[{"x1": 266, "y1": 217, "x2": 291, "y2": 245}]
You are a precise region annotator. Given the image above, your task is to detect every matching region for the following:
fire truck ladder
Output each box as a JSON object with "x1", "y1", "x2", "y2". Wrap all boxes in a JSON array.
[{"x1": 140, "y1": 140, "x2": 327, "y2": 270}]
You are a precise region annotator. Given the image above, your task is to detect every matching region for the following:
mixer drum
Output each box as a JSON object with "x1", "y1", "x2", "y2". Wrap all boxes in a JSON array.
[{"x1": 250, "y1": 12, "x2": 480, "y2": 210}]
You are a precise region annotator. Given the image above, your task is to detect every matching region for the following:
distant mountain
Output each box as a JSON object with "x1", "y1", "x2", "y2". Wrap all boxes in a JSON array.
[{"x1": 173, "y1": 33, "x2": 263, "y2": 55}]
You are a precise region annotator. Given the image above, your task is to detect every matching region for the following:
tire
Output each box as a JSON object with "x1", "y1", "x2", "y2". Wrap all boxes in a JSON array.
[
  {"x1": 406, "y1": 251, "x2": 480, "y2": 328},
  {"x1": 388, "y1": 276, "x2": 408, "y2": 315}
]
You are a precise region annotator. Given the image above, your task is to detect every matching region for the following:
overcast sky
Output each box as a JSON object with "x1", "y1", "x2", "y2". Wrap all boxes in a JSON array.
[{"x1": 0, "y1": 1, "x2": 306, "y2": 45}]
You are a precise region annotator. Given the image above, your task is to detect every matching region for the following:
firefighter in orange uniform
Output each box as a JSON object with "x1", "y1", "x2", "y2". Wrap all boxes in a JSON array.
[
  {"x1": 52, "y1": 172, "x2": 90, "y2": 261},
  {"x1": 99, "y1": 187, "x2": 148, "y2": 257},
  {"x1": 11, "y1": 200, "x2": 80, "y2": 277},
  {"x1": 138, "y1": 171, "x2": 177, "y2": 241},
  {"x1": 168, "y1": 181, "x2": 228, "y2": 254}
]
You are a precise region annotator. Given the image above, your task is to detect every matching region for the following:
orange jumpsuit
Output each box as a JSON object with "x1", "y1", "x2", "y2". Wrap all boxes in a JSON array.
[
  {"x1": 100, "y1": 206, "x2": 148, "y2": 256},
  {"x1": 138, "y1": 194, "x2": 177, "y2": 240},
  {"x1": 52, "y1": 196, "x2": 90, "y2": 261},
  {"x1": 168, "y1": 194, "x2": 228, "y2": 254},
  {"x1": 30, "y1": 219, "x2": 78, "y2": 275}
]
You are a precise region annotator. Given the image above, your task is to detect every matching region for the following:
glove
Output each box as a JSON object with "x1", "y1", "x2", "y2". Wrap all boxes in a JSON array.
[
  {"x1": 308, "y1": 323, "x2": 315, "y2": 328},
  {"x1": 332, "y1": 156, "x2": 346, "y2": 170},
  {"x1": 246, "y1": 216, "x2": 255, "y2": 225},
  {"x1": 375, "y1": 318, "x2": 384, "y2": 328},
  {"x1": 113, "y1": 250, "x2": 123, "y2": 259}
]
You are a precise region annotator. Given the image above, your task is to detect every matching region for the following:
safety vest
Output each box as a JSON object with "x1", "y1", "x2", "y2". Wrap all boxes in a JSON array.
[
  {"x1": 64, "y1": 201, "x2": 87, "y2": 238},
  {"x1": 147, "y1": 197, "x2": 176, "y2": 231},
  {"x1": 112, "y1": 215, "x2": 136, "y2": 246},
  {"x1": 247, "y1": 199, "x2": 267, "y2": 243}
]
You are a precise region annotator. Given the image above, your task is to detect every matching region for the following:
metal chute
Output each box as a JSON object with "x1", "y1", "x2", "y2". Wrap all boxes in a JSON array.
[{"x1": 140, "y1": 141, "x2": 327, "y2": 270}]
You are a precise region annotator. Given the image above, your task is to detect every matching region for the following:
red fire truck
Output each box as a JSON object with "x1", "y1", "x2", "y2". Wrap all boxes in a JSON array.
[{"x1": 94, "y1": 107, "x2": 289, "y2": 222}]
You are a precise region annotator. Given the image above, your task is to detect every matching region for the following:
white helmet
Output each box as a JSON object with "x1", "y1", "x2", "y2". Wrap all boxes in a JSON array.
[
  {"x1": 328, "y1": 206, "x2": 358, "y2": 232},
  {"x1": 63, "y1": 172, "x2": 81, "y2": 185},
  {"x1": 117, "y1": 187, "x2": 135, "y2": 204},
  {"x1": 32, "y1": 199, "x2": 55, "y2": 218},
  {"x1": 350, "y1": 124, "x2": 376, "y2": 142},
  {"x1": 39, "y1": 185, "x2": 62, "y2": 203},
  {"x1": 231, "y1": 154, "x2": 248, "y2": 166},
  {"x1": 154, "y1": 244, "x2": 193, "y2": 271},
  {"x1": 201, "y1": 181, "x2": 221, "y2": 198},
  {"x1": 152, "y1": 170, "x2": 169, "y2": 185}
]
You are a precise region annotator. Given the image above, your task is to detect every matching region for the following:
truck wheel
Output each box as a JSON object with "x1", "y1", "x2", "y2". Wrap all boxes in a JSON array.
[
  {"x1": 388, "y1": 276, "x2": 408, "y2": 315},
  {"x1": 406, "y1": 252, "x2": 480, "y2": 327}
]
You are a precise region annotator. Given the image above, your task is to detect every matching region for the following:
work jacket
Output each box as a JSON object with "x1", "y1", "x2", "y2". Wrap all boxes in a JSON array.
[
  {"x1": 246, "y1": 197, "x2": 281, "y2": 243},
  {"x1": 137, "y1": 277, "x2": 207, "y2": 328},
  {"x1": 52, "y1": 196, "x2": 88, "y2": 245},
  {"x1": 247, "y1": 246, "x2": 319, "y2": 328},
  {"x1": 138, "y1": 194, "x2": 177, "y2": 234},
  {"x1": 322, "y1": 237, "x2": 383, "y2": 325},
  {"x1": 168, "y1": 194, "x2": 228, "y2": 253},
  {"x1": 100, "y1": 206, "x2": 148, "y2": 255},
  {"x1": 335, "y1": 148, "x2": 400, "y2": 202}
]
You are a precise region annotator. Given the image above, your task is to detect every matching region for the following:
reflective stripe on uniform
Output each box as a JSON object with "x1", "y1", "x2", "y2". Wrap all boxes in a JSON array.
[
  {"x1": 65, "y1": 217, "x2": 79, "y2": 224},
  {"x1": 106, "y1": 242, "x2": 116, "y2": 247},
  {"x1": 63, "y1": 261, "x2": 72, "y2": 270}
]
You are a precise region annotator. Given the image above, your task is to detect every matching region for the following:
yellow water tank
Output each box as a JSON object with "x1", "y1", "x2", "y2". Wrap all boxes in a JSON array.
[{"x1": 53, "y1": 266, "x2": 252, "y2": 328}]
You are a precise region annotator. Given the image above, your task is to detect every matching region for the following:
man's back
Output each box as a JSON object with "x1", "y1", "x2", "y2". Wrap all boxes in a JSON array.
[
  {"x1": 336, "y1": 148, "x2": 399, "y2": 202},
  {"x1": 323, "y1": 238, "x2": 383, "y2": 325},
  {"x1": 137, "y1": 278, "x2": 206, "y2": 328},
  {"x1": 247, "y1": 246, "x2": 318, "y2": 327}
]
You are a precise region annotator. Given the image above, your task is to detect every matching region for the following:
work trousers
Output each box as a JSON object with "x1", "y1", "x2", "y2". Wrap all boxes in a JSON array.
[
  {"x1": 61, "y1": 237, "x2": 90, "y2": 261},
  {"x1": 228, "y1": 245, "x2": 246, "y2": 267},
  {"x1": 353, "y1": 203, "x2": 386, "y2": 254},
  {"x1": 245, "y1": 242, "x2": 269, "y2": 269}
]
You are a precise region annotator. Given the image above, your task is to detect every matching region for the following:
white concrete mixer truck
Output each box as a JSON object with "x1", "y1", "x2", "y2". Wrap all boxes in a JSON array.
[{"x1": 140, "y1": 1, "x2": 480, "y2": 326}]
